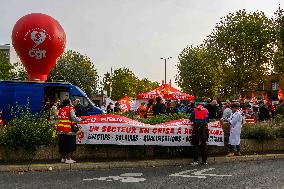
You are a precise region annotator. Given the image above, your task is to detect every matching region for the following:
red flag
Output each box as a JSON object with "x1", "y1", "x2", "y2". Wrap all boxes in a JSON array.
[
  {"x1": 278, "y1": 88, "x2": 283, "y2": 100},
  {"x1": 251, "y1": 92, "x2": 257, "y2": 103},
  {"x1": 262, "y1": 93, "x2": 265, "y2": 100},
  {"x1": 116, "y1": 96, "x2": 130, "y2": 113},
  {"x1": 265, "y1": 92, "x2": 269, "y2": 103},
  {"x1": 243, "y1": 95, "x2": 247, "y2": 102}
]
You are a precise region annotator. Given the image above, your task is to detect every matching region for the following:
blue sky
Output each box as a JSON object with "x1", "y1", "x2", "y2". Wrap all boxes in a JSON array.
[{"x1": 0, "y1": 0, "x2": 283, "y2": 87}]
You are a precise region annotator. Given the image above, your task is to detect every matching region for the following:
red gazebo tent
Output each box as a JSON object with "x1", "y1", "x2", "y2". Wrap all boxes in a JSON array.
[{"x1": 136, "y1": 83, "x2": 194, "y2": 101}]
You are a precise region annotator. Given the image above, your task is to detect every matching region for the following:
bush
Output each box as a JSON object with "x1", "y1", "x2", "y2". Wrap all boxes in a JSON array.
[
  {"x1": 0, "y1": 104, "x2": 55, "y2": 154},
  {"x1": 122, "y1": 110, "x2": 189, "y2": 125},
  {"x1": 275, "y1": 126, "x2": 284, "y2": 138},
  {"x1": 140, "y1": 113, "x2": 189, "y2": 125},
  {"x1": 241, "y1": 123, "x2": 276, "y2": 141},
  {"x1": 270, "y1": 114, "x2": 284, "y2": 138}
]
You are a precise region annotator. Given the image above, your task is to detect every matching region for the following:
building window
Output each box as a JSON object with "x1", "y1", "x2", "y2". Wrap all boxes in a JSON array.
[
  {"x1": 260, "y1": 83, "x2": 265, "y2": 90},
  {"x1": 271, "y1": 81, "x2": 279, "y2": 91}
]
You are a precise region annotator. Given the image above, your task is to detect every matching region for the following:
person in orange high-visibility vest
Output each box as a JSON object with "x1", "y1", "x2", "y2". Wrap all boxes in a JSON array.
[
  {"x1": 56, "y1": 99, "x2": 82, "y2": 164},
  {"x1": 137, "y1": 102, "x2": 147, "y2": 118},
  {"x1": 189, "y1": 102, "x2": 209, "y2": 165}
]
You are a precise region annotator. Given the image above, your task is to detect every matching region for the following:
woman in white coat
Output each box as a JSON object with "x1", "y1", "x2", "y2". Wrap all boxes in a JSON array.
[{"x1": 227, "y1": 103, "x2": 242, "y2": 156}]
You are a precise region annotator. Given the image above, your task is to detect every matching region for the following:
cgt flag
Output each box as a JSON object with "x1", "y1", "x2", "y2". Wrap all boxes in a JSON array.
[{"x1": 116, "y1": 96, "x2": 131, "y2": 113}]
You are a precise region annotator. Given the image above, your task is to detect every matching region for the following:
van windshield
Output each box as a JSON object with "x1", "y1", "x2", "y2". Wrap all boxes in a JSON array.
[{"x1": 73, "y1": 96, "x2": 94, "y2": 109}]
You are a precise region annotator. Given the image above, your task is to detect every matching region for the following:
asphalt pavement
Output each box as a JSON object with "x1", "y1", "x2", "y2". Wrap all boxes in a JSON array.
[{"x1": 0, "y1": 158, "x2": 283, "y2": 189}]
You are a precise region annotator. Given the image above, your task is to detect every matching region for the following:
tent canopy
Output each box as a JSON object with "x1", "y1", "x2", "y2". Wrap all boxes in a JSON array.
[{"x1": 136, "y1": 84, "x2": 194, "y2": 101}]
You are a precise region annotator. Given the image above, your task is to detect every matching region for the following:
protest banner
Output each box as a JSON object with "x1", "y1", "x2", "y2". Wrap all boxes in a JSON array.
[{"x1": 77, "y1": 114, "x2": 224, "y2": 146}]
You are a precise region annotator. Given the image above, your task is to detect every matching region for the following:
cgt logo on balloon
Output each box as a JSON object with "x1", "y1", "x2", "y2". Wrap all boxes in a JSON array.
[
  {"x1": 12, "y1": 13, "x2": 66, "y2": 81},
  {"x1": 25, "y1": 29, "x2": 49, "y2": 60}
]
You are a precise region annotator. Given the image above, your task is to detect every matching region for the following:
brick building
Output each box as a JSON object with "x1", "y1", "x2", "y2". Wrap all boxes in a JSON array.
[{"x1": 241, "y1": 74, "x2": 284, "y2": 101}]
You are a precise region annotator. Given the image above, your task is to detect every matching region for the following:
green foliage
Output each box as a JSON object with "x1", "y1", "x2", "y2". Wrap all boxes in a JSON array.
[
  {"x1": 241, "y1": 123, "x2": 276, "y2": 141},
  {"x1": 177, "y1": 9, "x2": 279, "y2": 99},
  {"x1": 11, "y1": 62, "x2": 28, "y2": 80},
  {"x1": 103, "y1": 67, "x2": 159, "y2": 100},
  {"x1": 121, "y1": 110, "x2": 137, "y2": 120},
  {"x1": 177, "y1": 46, "x2": 223, "y2": 98},
  {"x1": 140, "y1": 113, "x2": 188, "y2": 125},
  {"x1": 271, "y1": 114, "x2": 284, "y2": 138},
  {"x1": 136, "y1": 78, "x2": 160, "y2": 95},
  {"x1": 0, "y1": 104, "x2": 55, "y2": 154},
  {"x1": 0, "y1": 51, "x2": 13, "y2": 80},
  {"x1": 103, "y1": 68, "x2": 138, "y2": 100},
  {"x1": 275, "y1": 125, "x2": 284, "y2": 138},
  {"x1": 49, "y1": 50, "x2": 99, "y2": 98},
  {"x1": 122, "y1": 111, "x2": 188, "y2": 125},
  {"x1": 206, "y1": 10, "x2": 275, "y2": 94},
  {"x1": 273, "y1": 6, "x2": 284, "y2": 73}
]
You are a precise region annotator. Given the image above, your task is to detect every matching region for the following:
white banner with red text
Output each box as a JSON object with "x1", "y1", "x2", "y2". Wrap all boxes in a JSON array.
[{"x1": 76, "y1": 114, "x2": 224, "y2": 146}]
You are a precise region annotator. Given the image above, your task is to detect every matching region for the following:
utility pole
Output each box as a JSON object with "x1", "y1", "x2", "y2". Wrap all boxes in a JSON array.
[
  {"x1": 160, "y1": 57, "x2": 172, "y2": 84},
  {"x1": 109, "y1": 67, "x2": 113, "y2": 98}
]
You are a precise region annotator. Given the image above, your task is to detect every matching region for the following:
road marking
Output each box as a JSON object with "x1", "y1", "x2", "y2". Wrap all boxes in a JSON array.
[
  {"x1": 83, "y1": 173, "x2": 146, "y2": 183},
  {"x1": 170, "y1": 168, "x2": 232, "y2": 179}
]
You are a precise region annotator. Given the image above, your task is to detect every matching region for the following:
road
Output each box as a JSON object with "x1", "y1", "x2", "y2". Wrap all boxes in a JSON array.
[{"x1": 0, "y1": 159, "x2": 283, "y2": 189}]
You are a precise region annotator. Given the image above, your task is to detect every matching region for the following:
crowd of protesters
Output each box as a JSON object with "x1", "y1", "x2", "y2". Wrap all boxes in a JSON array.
[
  {"x1": 134, "y1": 97, "x2": 284, "y2": 123},
  {"x1": 46, "y1": 95, "x2": 284, "y2": 165}
]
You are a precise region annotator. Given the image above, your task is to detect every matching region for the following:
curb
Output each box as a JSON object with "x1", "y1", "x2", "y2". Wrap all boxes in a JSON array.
[{"x1": 0, "y1": 154, "x2": 283, "y2": 172}]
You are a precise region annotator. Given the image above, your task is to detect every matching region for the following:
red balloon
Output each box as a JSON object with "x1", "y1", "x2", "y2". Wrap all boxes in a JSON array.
[{"x1": 12, "y1": 13, "x2": 66, "y2": 81}]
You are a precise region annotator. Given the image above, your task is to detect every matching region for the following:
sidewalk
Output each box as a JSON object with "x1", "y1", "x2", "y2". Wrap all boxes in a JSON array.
[{"x1": 0, "y1": 153, "x2": 283, "y2": 172}]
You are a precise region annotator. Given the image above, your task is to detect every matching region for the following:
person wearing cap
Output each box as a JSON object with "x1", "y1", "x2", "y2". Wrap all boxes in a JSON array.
[
  {"x1": 189, "y1": 102, "x2": 209, "y2": 165},
  {"x1": 227, "y1": 103, "x2": 243, "y2": 157},
  {"x1": 73, "y1": 99, "x2": 87, "y2": 117}
]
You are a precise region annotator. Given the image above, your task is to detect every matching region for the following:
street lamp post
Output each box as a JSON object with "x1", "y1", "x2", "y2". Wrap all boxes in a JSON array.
[{"x1": 160, "y1": 57, "x2": 172, "y2": 84}]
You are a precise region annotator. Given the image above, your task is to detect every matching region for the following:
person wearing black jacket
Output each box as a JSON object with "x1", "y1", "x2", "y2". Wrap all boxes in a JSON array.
[
  {"x1": 73, "y1": 99, "x2": 87, "y2": 117},
  {"x1": 258, "y1": 101, "x2": 270, "y2": 121},
  {"x1": 153, "y1": 96, "x2": 166, "y2": 116},
  {"x1": 114, "y1": 102, "x2": 121, "y2": 113}
]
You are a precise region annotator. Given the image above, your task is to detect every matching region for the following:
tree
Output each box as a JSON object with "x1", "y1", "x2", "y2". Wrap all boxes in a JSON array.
[
  {"x1": 0, "y1": 51, "x2": 13, "y2": 80},
  {"x1": 177, "y1": 45, "x2": 223, "y2": 98},
  {"x1": 136, "y1": 78, "x2": 159, "y2": 95},
  {"x1": 49, "y1": 50, "x2": 99, "y2": 98},
  {"x1": 273, "y1": 6, "x2": 284, "y2": 73},
  {"x1": 102, "y1": 68, "x2": 160, "y2": 100},
  {"x1": 103, "y1": 68, "x2": 138, "y2": 100},
  {"x1": 205, "y1": 10, "x2": 275, "y2": 95},
  {"x1": 12, "y1": 62, "x2": 28, "y2": 80}
]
